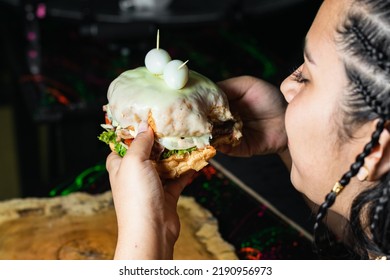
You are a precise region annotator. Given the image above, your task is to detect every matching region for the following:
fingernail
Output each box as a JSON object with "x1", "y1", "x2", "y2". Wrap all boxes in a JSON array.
[{"x1": 137, "y1": 121, "x2": 148, "y2": 134}]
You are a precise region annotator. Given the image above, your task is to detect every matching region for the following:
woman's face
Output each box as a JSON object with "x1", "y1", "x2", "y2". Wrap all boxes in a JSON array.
[{"x1": 280, "y1": 0, "x2": 367, "y2": 209}]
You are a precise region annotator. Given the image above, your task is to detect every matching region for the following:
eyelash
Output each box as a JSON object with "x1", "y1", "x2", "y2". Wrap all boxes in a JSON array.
[{"x1": 291, "y1": 68, "x2": 308, "y2": 84}]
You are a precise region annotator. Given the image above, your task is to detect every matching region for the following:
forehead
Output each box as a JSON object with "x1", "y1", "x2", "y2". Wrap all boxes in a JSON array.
[
  {"x1": 305, "y1": 0, "x2": 351, "y2": 68},
  {"x1": 304, "y1": 0, "x2": 350, "y2": 112},
  {"x1": 307, "y1": 1, "x2": 344, "y2": 51}
]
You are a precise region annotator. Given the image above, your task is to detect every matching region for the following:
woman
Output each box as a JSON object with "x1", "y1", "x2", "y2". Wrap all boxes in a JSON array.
[{"x1": 106, "y1": 0, "x2": 390, "y2": 259}]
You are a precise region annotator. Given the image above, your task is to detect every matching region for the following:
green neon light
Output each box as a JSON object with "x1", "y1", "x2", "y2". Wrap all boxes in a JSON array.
[{"x1": 49, "y1": 163, "x2": 107, "y2": 197}]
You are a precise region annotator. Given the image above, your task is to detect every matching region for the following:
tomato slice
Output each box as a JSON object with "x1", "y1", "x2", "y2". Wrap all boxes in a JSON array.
[
  {"x1": 105, "y1": 114, "x2": 111, "y2": 125},
  {"x1": 124, "y1": 138, "x2": 133, "y2": 146}
]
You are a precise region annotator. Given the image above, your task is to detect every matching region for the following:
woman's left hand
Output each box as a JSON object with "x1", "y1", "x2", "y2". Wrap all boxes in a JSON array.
[{"x1": 106, "y1": 122, "x2": 194, "y2": 259}]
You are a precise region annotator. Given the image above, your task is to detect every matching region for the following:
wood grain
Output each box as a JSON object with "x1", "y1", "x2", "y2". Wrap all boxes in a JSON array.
[{"x1": 0, "y1": 192, "x2": 237, "y2": 260}]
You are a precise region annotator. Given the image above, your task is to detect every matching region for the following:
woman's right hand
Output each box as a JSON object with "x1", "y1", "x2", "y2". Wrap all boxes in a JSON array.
[{"x1": 218, "y1": 75, "x2": 288, "y2": 157}]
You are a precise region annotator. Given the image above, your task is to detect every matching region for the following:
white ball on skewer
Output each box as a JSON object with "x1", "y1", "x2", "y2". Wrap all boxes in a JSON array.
[
  {"x1": 145, "y1": 48, "x2": 171, "y2": 75},
  {"x1": 163, "y1": 59, "x2": 189, "y2": 89}
]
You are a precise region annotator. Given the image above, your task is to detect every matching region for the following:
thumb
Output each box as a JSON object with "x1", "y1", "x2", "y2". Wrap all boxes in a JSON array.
[{"x1": 124, "y1": 121, "x2": 154, "y2": 162}]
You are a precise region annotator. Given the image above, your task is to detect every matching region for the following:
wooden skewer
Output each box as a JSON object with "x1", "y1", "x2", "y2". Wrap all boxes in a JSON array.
[
  {"x1": 156, "y1": 29, "x2": 160, "y2": 50},
  {"x1": 178, "y1": 60, "x2": 189, "y2": 70}
]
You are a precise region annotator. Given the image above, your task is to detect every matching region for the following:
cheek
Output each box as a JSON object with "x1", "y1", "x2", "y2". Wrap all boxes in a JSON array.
[{"x1": 285, "y1": 97, "x2": 339, "y2": 203}]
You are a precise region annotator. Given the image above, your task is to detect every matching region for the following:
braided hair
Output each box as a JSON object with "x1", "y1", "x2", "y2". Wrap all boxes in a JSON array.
[{"x1": 313, "y1": 0, "x2": 390, "y2": 259}]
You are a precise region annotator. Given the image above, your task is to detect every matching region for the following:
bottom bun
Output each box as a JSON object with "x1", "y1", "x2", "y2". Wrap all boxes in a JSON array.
[
  {"x1": 109, "y1": 143, "x2": 216, "y2": 179},
  {"x1": 155, "y1": 146, "x2": 216, "y2": 179}
]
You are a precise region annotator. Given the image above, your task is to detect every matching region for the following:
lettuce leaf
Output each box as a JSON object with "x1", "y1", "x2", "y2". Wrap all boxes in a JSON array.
[
  {"x1": 98, "y1": 130, "x2": 127, "y2": 157},
  {"x1": 161, "y1": 147, "x2": 197, "y2": 160},
  {"x1": 98, "y1": 130, "x2": 116, "y2": 145},
  {"x1": 98, "y1": 130, "x2": 197, "y2": 159}
]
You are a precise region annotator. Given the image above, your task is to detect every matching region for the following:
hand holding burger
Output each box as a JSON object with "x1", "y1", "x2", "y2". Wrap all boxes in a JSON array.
[
  {"x1": 105, "y1": 121, "x2": 196, "y2": 259},
  {"x1": 103, "y1": 31, "x2": 242, "y2": 259}
]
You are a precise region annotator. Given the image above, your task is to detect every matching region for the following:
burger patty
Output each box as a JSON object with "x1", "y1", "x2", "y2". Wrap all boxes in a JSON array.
[{"x1": 212, "y1": 120, "x2": 236, "y2": 139}]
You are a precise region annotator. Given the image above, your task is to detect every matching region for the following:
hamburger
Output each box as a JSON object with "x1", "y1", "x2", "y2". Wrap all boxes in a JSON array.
[{"x1": 98, "y1": 49, "x2": 242, "y2": 179}]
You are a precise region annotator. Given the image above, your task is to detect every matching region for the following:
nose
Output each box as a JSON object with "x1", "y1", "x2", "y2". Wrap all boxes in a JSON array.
[{"x1": 280, "y1": 75, "x2": 298, "y2": 104}]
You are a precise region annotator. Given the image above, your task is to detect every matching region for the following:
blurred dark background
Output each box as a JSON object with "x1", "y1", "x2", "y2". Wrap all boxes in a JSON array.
[{"x1": 0, "y1": 0, "x2": 321, "y2": 232}]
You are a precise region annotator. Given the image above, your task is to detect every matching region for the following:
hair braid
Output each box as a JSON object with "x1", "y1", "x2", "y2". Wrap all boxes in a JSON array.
[
  {"x1": 370, "y1": 174, "x2": 390, "y2": 253},
  {"x1": 348, "y1": 22, "x2": 390, "y2": 74},
  {"x1": 313, "y1": 119, "x2": 386, "y2": 256},
  {"x1": 353, "y1": 75, "x2": 388, "y2": 118},
  {"x1": 349, "y1": 171, "x2": 390, "y2": 259},
  {"x1": 340, "y1": 118, "x2": 385, "y2": 182}
]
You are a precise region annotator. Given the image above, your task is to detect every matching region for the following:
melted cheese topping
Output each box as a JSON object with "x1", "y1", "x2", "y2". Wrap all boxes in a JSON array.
[
  {"x1": 106, "y1": 67, "x2": 234, "y2": 149},
  {"x1": 158, "y1": 135, "x2": 211, "y2": 150}
]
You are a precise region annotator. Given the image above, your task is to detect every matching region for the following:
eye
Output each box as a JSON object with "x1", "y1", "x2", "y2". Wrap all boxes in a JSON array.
[{"x1": 291, "y1": 67, "x2": 309, "y2": 84}]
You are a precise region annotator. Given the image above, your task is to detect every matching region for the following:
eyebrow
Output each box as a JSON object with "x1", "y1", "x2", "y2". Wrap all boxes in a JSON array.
[{"x1": 303, "y1": 38, "x2": 316, "y2": 65}]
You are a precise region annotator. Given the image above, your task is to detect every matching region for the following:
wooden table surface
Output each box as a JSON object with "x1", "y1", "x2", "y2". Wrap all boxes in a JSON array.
[{"x1": 0, "y1": 191, "x2": 237, "y2": 260}]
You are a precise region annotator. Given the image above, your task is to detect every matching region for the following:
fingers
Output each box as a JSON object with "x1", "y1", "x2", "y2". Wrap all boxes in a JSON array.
[
  {"x1": 106, "y1": 122, "x2": 154, "y2": 175},
  {"x1": 119, "y1": 122, "x2": 154, "y2": 168},
  {"x1": 218, "y1": 76, "x2": 256, "y2": 101},
  {"x1": 164, "y1": 170, "x2": 195, "y2": 200},
  {"x1": 106, "y1": 151, "x2": 122, "y2": 176}
]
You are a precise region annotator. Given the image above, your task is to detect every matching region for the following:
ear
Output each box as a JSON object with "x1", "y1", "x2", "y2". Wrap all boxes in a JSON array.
[{"x1": 365, "y1": 121, "x2": 390, "y2": 181}]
